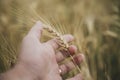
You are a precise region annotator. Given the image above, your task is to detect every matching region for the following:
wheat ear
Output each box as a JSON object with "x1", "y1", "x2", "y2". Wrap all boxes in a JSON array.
[{"x1": 43, "y1": 24, "x2": 81, "y2": 73}]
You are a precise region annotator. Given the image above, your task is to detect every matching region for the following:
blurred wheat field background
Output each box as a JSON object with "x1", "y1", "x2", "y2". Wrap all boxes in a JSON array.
[{"x1": 0, "y1": 0, "x2": 120, "y2": 80}]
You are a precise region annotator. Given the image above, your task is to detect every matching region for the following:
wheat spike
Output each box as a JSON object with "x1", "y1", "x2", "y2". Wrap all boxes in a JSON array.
[{"x1": 43, "y1": 24, "x2": 81, "y2": 73}]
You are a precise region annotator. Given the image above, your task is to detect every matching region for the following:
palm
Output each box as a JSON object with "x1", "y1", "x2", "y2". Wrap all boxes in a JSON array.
[{"x1": 20, "y1": 21, "x2": 83, "y2": 80}]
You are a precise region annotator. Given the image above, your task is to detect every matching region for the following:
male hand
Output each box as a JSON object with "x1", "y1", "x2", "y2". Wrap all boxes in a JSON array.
[{"x1": 1, "y1": 21, "x2": 84, "y2": 80}]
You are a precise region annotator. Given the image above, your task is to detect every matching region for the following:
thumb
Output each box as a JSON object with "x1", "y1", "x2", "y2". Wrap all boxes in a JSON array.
[{"x1": 28, "y1": 21, "x2": 43, "y2": 39}]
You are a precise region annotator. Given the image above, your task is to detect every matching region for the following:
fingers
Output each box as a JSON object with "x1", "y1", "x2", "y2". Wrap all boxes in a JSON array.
[
  {"x1": 56, "y1": 45, "x2": 77, "y2": 62},
  {"x1": 66, "y1": 74, "x2": 83, "y2": 80},
  {"x1": 73, "y1": 54, "x2": 84, "y2": 65},
  {"x1": 47, "y1": 34, "x2": 74, "y2": 50},
  {"x1": 59, "y1": 61, "x2": 75, "y2": 75},
  {"x1": 59, "y1": 54, "x2": 84, "y2": 75},
  {"x1": 28, "y1": 21, "x2": 43, "y2": 39}
]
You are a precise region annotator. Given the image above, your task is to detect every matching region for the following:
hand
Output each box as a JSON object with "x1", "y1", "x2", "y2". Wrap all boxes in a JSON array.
[{"x1": 1, "y1": 21, "x2": 84, "y2": 80}]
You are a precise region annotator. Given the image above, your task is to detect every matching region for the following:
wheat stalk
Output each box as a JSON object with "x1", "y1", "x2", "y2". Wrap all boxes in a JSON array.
[{"x1": 43, "y1": 24, "x2": 81, "y2": 73}]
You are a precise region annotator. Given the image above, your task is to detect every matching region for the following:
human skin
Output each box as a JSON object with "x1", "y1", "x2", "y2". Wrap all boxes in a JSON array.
[{"x1": 0, "y1": 21, "x2": 84, "y2": 80}]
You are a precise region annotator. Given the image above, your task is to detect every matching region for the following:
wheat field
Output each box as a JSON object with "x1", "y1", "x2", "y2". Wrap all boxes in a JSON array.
[{"x1": 0, "y1": 0, "x2": 120, "y2": 80}]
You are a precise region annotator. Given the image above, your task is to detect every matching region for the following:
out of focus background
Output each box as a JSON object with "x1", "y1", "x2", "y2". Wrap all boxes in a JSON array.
[{"x1": 0, "y1": 0, "x2": 120, "y2": 80}]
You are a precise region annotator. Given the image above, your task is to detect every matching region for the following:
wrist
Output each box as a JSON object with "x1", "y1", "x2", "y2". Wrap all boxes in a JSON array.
[{"x1": 1, "y1": 62, "x2": 37, "y2": 80}]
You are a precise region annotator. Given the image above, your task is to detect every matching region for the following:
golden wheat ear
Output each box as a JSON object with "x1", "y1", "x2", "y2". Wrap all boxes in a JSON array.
[{"x1": 42, "y1": 24, "x2": 81, "y2": 73}]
